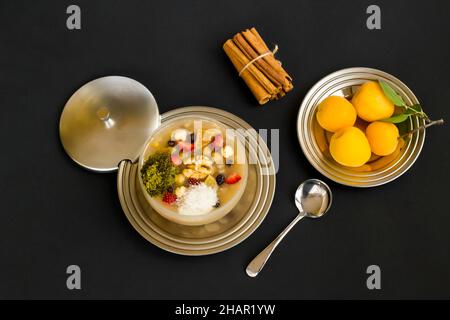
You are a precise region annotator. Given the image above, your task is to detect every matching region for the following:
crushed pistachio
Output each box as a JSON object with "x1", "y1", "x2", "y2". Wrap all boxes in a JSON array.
[{"x1": 141, "y1": 152, "x2": 179, "y2": 196}]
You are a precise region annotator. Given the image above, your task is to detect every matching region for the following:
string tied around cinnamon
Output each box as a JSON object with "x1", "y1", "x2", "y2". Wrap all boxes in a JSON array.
[{"x1": 238, "y1": 44, "x2": 279, "y2": 77}]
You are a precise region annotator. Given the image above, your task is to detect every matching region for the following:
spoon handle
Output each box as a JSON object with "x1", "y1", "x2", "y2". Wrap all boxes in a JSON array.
[{"x1": 246, "y1": 213, "x2": 305, "y2": 277}]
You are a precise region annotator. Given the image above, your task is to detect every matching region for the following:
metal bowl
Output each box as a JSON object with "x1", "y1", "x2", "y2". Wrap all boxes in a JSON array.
[
  {"x1": 118, "y1": 107, "x2": 276, "y2": 255},
  {"x1": 297, "y1": 67, "x2": 425, "y2": 187},
  {"x1": 138, "y1": 115, "x2": 248, "y2": 226}
]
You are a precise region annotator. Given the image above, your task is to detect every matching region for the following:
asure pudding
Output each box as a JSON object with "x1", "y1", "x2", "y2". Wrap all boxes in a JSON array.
[{"x1": 139, "y1": 118, "x2": 247, "y2": 225}]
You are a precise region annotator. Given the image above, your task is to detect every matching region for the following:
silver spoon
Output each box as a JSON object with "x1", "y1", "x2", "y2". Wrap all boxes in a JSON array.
[{"x1": 246, "y1": 179, "x2": 332, "y2": 277}]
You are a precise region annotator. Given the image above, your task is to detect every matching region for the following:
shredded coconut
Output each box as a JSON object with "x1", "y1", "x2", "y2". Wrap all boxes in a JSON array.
[{"x1": 177, "y1": 183, "x2": 218, "y2": 216}]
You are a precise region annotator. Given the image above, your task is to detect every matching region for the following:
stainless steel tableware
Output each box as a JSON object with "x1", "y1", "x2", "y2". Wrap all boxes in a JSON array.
[
  {"x1": 59, "y1": 77, "x2": 277, "y2": 255},
  {"x1": 297, "y1": 67, "x2": 426, "y2": 187},
  {"x1": 246, "y1": 179, "x2": 332, "y2": 277},
  {"x1": 59, "y1": 76, "x2": 159, "y2": 172}
]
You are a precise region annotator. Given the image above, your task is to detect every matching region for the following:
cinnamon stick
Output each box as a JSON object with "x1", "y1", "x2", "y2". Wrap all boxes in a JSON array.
[
  {"x1": 243, "y1": 28, "x2": 293, "y2": 91},
  {"x1": 233, "y1": 33, "x2": 284, "y2": 90},
  {"x1": 223, "y1": 40, "x2": 272, "y2": 104},
  {"x1": 223, "y1": 27, "x2": 293, "y2": 105},
  {"x1": 249, "y1": 28, "x2": 292, "y2": 82}
]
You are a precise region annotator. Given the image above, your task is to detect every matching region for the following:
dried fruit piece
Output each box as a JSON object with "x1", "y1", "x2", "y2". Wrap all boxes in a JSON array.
[
  {"x1": 171, "y1": 154, "x2": 182, "y2": 166},
  {"x1": 215, "y1": 174, "x2": 225, "y2": 185},
  {"x1": 225, "y1": 173, "x2": 241, "y2": 184},
  {"x1": 178, "y1": 141, "x2": 194, "y2": 152},
  {"x1": 175, "y1": 174, "x2": 186, "y2": 186},
  {"x1": 204, "y1": 175, "x2": 218, "y2": 189},
  {"x1": 187, "y1": 177, "x2": 201, "y2": 185},
  {"x1": 190, "y1": 172, "x2": 208, "y2": 180},
  {"x1": 212, "y1": 135, "x2": 224, "y2": 148},
  {"x1": 192, "y1": 165, "x2": 213, "y2": 176},
  {"x1": 162, "y1": 192, "x2": 177, "y2": 204},
  {"x1": 182, "y1": 169, "x2": 195, "y2": 178}
]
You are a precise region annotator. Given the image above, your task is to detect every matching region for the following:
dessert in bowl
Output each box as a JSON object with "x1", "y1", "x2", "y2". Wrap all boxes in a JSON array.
[{"x1": 138, "y1": 115, "x2": 248, "y2": 226}]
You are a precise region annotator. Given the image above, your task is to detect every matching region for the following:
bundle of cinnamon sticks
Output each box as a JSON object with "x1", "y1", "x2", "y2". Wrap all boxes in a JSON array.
[{"x1": 223, "y1": 27, "x2": 293, "y2": 105}]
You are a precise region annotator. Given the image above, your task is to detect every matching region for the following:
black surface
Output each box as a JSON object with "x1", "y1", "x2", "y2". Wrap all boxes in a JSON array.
[{"x1": 0, "y1": 0, "x2": 449, "y2": 299}]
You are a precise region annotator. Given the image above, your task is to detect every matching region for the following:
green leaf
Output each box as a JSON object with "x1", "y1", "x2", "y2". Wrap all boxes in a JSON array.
[
  {"x1": 396, "y1": 120, "x2": 410, "y2": 136},
  {"x1": 405, "y1": 104, "x2": 422, "y2": 114},
  {"x1": 382, "y1": 113, "x2": 410, "y2": 123},
  {"x1": 379, "y1": 80, "x2": 406, "y2": 107},
  {"x1": 411, "y1": 104, "x2": 422, "y2": 112}
]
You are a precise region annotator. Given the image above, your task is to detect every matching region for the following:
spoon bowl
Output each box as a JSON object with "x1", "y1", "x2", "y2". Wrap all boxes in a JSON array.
[{"x1": 295, "y1": 179, "x2": 332, "y2": 218}]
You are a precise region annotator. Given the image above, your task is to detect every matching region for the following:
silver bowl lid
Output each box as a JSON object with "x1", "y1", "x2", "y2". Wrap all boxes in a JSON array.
[{"x1": 59, "y1": 76, "x2": 160, "y2": 172}]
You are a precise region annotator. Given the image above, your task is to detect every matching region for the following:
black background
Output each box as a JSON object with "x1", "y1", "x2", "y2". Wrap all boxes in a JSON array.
[{"x1": 0, "y1": 0, "x2": 449, "y2": 300}]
